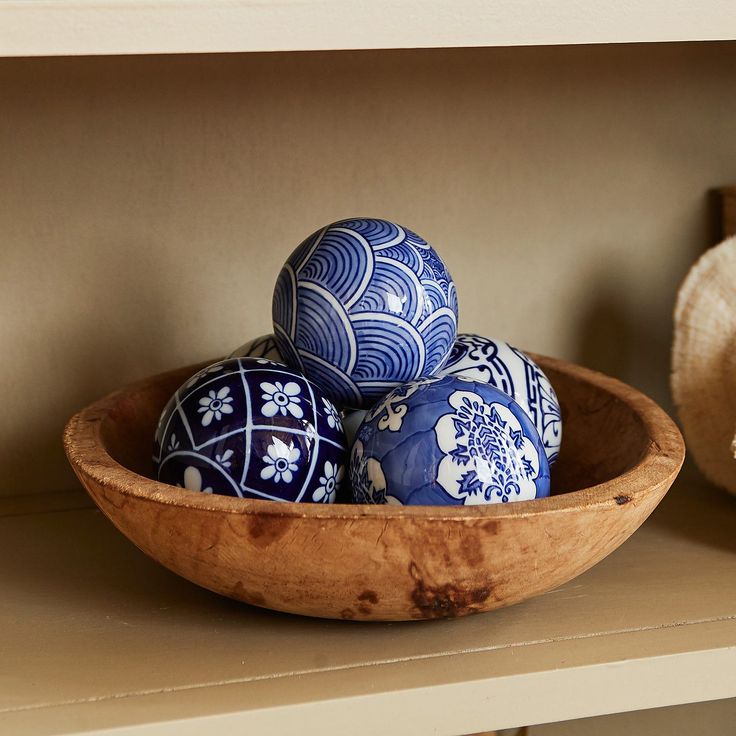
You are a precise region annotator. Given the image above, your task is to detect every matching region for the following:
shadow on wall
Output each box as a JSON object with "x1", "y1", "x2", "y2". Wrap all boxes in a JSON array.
[
  {"x1": 574, "y1": 267, "x2": 634, "y2": 386},
  {"x1": 572, "y1": 256, "x2": 674, "y2": 410},
  {"x1": 572, "y1": 190, "x2": 724, "y2": 410}
]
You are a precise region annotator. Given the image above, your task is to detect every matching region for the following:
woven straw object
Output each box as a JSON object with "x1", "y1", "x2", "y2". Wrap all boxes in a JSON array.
[{"x1": 672, "y1": 235, "x2": 736, "y2": 495}]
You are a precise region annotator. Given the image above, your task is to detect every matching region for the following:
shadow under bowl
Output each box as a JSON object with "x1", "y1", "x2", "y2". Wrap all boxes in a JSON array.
[{"x1": 63, "y1": 355, "x2": 684, "y2": 621}]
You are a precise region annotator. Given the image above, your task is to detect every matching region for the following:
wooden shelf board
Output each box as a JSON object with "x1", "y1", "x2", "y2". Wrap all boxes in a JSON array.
[
  {"x1": 1, "y1": 466, "x2": 735, "y2": 735},
  {"x1": 1, "y1": 1, "x2": 736, "y2": 58}
]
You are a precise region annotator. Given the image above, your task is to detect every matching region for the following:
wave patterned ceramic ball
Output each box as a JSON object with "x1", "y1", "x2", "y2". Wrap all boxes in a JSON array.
[
  {"x1": 229, "y1": 333, "x2": 283, "y2": 363},
  {"x1": 350, "y1": 375, "x2": 550, "y2": 506},
  {"x1": 154, "y1": 357, "x2": 347, "y2": 503},
  {"x1": 439, "y1": 334, "x2": 563, "y2": 464},
  {"x1": 272, "y1": 218, "x2": 458, "y2": 408}
]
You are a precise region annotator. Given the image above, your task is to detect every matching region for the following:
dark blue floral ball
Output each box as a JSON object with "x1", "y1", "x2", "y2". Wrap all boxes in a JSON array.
[
  {"x1": 154, "y1": 357, "x2": 347, "y2": 503},
  {"x1": 350, "y1": 375, "x2": 550, "y2": 506}
]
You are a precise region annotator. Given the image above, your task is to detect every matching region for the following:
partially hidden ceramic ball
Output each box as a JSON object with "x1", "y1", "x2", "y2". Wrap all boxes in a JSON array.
[
  {"x1": 439, "y1": 334, "x2": 562, "y2": 464},
  {"x1": 343, "y1": 409, "x2": 368, "y2": 447},
  {"x1": 229, "y1": 333, "x2": 283, "y2": 363},
  {"x1": 272, "y1": 218, "x2": 458, "y2": 408},
  {"x1": 350, "y1": 375, "x2": 550, "y2": 506},
  {"x1": 154, "y1": 357, "x2": 347, "y2": 503}
]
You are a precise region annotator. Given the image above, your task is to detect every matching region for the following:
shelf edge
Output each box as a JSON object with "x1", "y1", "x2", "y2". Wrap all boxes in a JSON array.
[{"x1": 1, "y1": 1, "x2": 736, "y2": 58}]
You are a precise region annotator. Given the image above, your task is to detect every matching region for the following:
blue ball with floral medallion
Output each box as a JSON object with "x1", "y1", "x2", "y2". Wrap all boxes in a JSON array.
[
  {"x1": 350, "y1": 375, "x2": 550, "y2": 506},
  {"x1": 439, "y1": 334, "x2": 562, "y2": 464},
  {"x1": 154, "y1": 357, "x2": 347, "y2": 504}
]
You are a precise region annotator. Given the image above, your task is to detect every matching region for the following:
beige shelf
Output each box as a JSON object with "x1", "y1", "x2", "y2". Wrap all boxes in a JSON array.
[
  {"x1": 1, "y1": 1, "x2": 736, "y2": 57},
  {"x1": 1, "y1": 467, "x2": 735, "y2": 736}
]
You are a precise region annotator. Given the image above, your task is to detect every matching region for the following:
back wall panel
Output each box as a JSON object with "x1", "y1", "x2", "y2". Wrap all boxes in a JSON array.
[{"x1": 2, "y1": 42, "x2": 735, "y2": 495}]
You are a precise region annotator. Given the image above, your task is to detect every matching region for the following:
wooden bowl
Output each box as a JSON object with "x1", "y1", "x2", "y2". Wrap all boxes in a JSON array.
[{"x1": 63, "y1": 356, "x2": 684, "y2": 621}]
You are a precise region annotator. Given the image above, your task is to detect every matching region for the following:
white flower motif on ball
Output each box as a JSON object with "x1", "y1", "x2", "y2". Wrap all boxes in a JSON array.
[
  {"x1": 197, "y1": 386, "x2": 234, "y2": 427},
  {"x1": 181, "y1": 466, "x2": 213, "y2": 494},
  {"x1": 366, "y1": 378, "x2": 435, "y2": 432},
  {"x1": 185, "y1": 363, "x2": 224, "y2": 388},
  {"x1": 321, "y1": 397, "x2": 341, "y2": 429},
  {"x1": 261, "y1": 381, "x2": 303, "y2": 419},
  {"x1": 215, "y1": 449, "x2": 234, "y2": 468},
  {"x1": 312, "y1": 460, "x2": 343, "y2": 503},
  {"x1": 260, "y1": 437, "x2": 300, "y2": 483},
  {"x1": 435, "y1": 391, "x2": 540, "y2": 505},
  {"x1": 350, "y1": 441, "x2": 401, "y2": 505}
]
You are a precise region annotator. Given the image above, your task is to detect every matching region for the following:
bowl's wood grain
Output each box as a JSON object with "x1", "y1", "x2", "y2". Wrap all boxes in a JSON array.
[{"x1": 63, "y1": 356, "x2": 684, "y2": 621}]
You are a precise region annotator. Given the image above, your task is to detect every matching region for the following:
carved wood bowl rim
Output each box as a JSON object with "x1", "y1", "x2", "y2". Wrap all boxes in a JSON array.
[{"x1": 64, "y1": 354, "x2": 685, "y2": 522}]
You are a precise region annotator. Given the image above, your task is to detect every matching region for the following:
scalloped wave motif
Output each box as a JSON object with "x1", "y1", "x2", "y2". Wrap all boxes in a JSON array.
[
  {"x1": 294, "y1": 283, "x2": 356, "y2": 371},
  {"x1": 354, "y1": 256, "x2": 424, "y2": 322},
  {"x1": 300, "y1": 351, "x2": 362, "y2": 408},
  {"x1": 336, "y1": 218, "x2": 405, "y2": 249},
  {"x1": 299, "y1": 228, "x2": 373, "y2": 307},
  {"x1": 273, "y1": 324, "x2": 304, "y2": 372},
  {"x1": 273, "y1": 218, "x2": 458, "y2": 407},
  {"x1": 352, "y1": 313, "x2": 426, "y2": 384},
  {"x1": 420, "y1": 279, "x2": 448, "y2": 316},
  {"x1": 374, "y1": 242, "x2": 423, "y2": 274},
  {"x1": 272, "y1": 263, "x2": 297, "y2": 336},
  {"x1": 419, "y1": 308, "x2": 458, "y2": 371},
  {"x1": 447, "y1": 281, "x2": 459, "y2": 318}
]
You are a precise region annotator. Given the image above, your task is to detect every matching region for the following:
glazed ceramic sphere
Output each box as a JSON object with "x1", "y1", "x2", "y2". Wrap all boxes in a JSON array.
[
  {"x1": 350, "y1": 375, "x2": 550, "y2": 506},
  {"x1": 343, "y1": 409, "x2": 368, "y2": 447},
  {"x1": 229, "y1": 333, "x2": 284, "y2": 363},
  {"x1": 154, "y1": 357, "x2": 347, "y2": 503},
  {"x1": 272, "y1": 218, "x2": 458, "y2": 408},
  {"x1": 439, "y1": 334, "x2": 563, "y2": 464}
]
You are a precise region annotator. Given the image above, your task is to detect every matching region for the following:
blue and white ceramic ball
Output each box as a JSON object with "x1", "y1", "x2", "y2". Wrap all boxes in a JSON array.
[
  {"x1": 350, "y1": 375, "x2": 550, "y2": 506},
  {"x1": 272, "y1": 218, "x2": 459, "y2": 408},
  {"x1": 229, "y1": 333, "x2": 283, "y2": 363},
  {"x1": 154, "y1": 357, "x2": 347, "y2": 503},
  {"x1": 343, "y1": 409, "x2": 368, "y2": 447},
  {"x1": 439, "y1": 334, "x2": 563, "y2": 464}
]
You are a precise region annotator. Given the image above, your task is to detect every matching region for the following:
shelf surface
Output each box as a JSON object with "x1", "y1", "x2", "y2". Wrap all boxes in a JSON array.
[
  {"x1": 1, "y1": 467, "x2": 735, "y2": 736},
  {"x1": 1, "y1": 1, "x2": 736, "y2": 57}
]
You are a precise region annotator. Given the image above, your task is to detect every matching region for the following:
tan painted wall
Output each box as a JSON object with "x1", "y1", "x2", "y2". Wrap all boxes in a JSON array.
[{"x1": 2, "y1": 42, "x2": 736, "y2": 496}]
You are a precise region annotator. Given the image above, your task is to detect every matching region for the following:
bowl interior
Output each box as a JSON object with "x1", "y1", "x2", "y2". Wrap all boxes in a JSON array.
[{"x1": 100, "y1": 359, "x2": 650, "y2": 498}]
